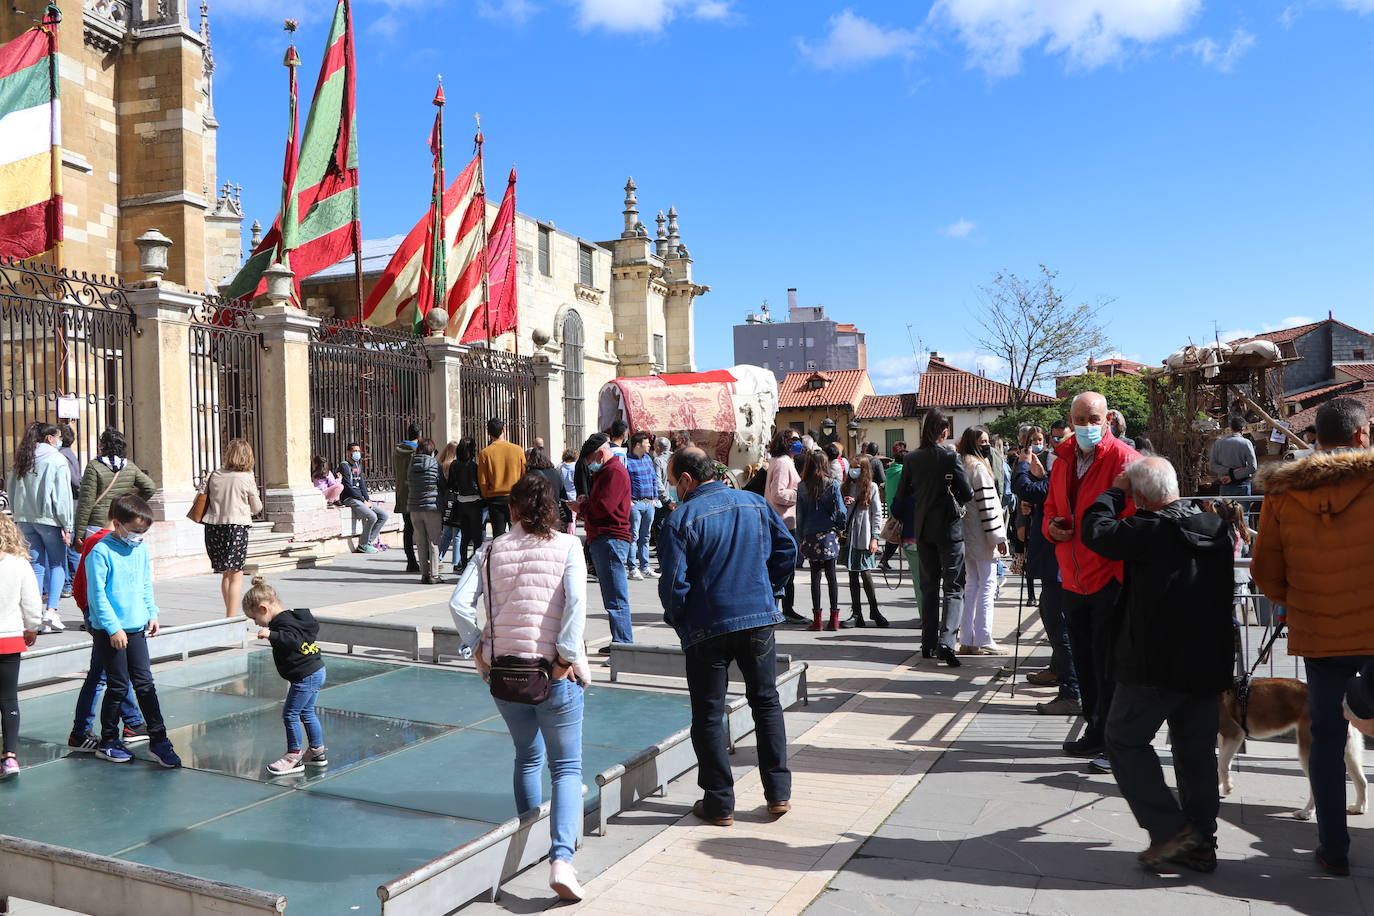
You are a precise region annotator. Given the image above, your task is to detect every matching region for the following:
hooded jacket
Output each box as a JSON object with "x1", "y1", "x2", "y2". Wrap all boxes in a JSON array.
[
  {"x1": 1042, "y1": 428, "x2": 1138, "y2": 595},
  {"x1": 407, "y1": 453, "x2": 444, "y2": 512},
  {"x1": 1252, "y1": 449, "x2": 1374, "y2": 657},
  {"x1": 393, "y1": 440, "x2": 417, "y2": 509},
  {"x1": 5, "y1": 444, "x2": 73, "y2": 530},
  {"x1": 1082, "y1": 488, "x2": 1235, "y2": 695},
  {"x1": 265, "y1": 608, "x2": 325, "y2": 683}
]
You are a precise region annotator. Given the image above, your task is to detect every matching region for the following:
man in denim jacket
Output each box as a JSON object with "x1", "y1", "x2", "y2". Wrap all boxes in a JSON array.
[{"x1": 657, "y1": 447, "x2": 797, "y2": 826}]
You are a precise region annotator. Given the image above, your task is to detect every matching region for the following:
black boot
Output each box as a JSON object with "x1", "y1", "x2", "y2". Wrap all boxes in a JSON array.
[{"x1": 840, "y1": 612, "x2": 865, "y2": 628}]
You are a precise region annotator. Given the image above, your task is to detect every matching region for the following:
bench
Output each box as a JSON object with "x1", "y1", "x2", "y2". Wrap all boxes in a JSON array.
[
  {"x1": 431, "y1": 626, "x2": 471, "y2": 664},
  {"x1": 18, "y1": 618, "x2": 248, "y2": 688},
  {"x1": 315, "y1": 617, "x2": 421, "y2": 661}
]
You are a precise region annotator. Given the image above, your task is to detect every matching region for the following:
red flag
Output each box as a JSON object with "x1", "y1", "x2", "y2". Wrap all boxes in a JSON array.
[{"x1": 460, "y1": 168, "x2": 517, "y2": 344}]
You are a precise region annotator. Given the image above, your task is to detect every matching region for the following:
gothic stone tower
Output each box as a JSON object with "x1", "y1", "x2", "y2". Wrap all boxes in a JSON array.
[
  {"x1": 605, "y1": 178, "x2": 708, "y2": 377},
  {"x1": 0, "y1": 1, "x2": 241, "y2": 288}
]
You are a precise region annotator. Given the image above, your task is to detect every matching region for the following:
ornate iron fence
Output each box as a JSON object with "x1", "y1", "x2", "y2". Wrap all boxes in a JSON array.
[
  {"x1": 0, "y1": 256, "x2": 138, "y2": 505},
  {"x1": 187, "y1": 296, "x2": 265, "y2": 508},
  {"x1": 308, "y1": 318, "x2": 432, "y2": 493},
  {"x1": 458, "y1": 347, "x2": 535, "y2": 448}
]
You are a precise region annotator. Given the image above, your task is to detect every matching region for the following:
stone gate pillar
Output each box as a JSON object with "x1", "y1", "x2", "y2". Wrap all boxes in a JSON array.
[
  {"x1": 254, "y1": 303, "x2": 329, "y2": 534},
  {"x1": 422, "y1": 334, "x2": 466, "y2": 438},
  {"x1": 531, "y1": 355, "x2": 563, "y2": 458}
]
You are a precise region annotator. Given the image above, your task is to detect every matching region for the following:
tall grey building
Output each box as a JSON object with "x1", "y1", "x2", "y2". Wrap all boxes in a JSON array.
[{"x1": 733, "y1": 289, "x2": 867, "y2": 382}]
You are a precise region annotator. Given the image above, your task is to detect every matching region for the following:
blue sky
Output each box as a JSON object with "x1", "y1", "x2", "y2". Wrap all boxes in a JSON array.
[{"x1": 212, "y1": 0, "x2": 1374, "y2": 394}]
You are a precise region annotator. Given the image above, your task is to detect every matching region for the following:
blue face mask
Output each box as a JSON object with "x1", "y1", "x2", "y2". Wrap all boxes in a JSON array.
[
  {"x1": 1030, "y1": 444, "x2": 1043, "y2": 454},
  {"x1": 1074, "y1": 424, "x2": 1104, "y2": 449},
  {"x1": 789, "y1": 441, "x2": 803, "y2": 455},
  {"x1": 847, "y1": 467, "x2": 862, "y2": 480},
  {"x1": 587, "y1": 461, "x2": 603, "y2": 474}
]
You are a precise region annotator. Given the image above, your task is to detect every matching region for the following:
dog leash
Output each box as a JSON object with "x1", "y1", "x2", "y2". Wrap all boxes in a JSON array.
[{"x1": 1234, "y1": 620, "x2": 1287, "y2": 738}]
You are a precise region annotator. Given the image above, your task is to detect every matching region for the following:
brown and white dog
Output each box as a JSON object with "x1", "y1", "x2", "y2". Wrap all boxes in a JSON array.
[{"x1": 1218, "y1": 677, "x2": 1368, "y2": 820}]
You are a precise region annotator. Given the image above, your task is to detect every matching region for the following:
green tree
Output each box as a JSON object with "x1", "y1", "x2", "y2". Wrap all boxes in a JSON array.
[{"x1": 988, "y1": 372, "x2": 1150, "y2": 442}]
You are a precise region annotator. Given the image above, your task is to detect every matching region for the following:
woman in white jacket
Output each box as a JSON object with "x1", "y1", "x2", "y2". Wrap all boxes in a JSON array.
[
  {"x1": 449, "y1": 471, "x2": 591, "y2": 901},
  {"x1": 956, "y1": 426, "x2": 1008, "y2": 655},
  {"x1": 0, "y1": 513, "x2": 43, "y2": 777}
]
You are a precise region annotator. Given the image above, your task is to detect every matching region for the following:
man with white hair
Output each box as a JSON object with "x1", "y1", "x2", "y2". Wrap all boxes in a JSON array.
[
  {"x1": 1043, "y1": 391, "x2": 1139, "y2": 763},
  {"x1": 1108, "y1": 409, "x2": 1135, "y2": 450},
  {"x1": 1081, "y1": 456, "x2": 1235, "y2": 874}
]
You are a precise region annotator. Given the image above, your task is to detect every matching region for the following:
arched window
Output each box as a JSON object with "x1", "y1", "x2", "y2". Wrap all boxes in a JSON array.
[{"x1": 562, "y1": 310, "x2": 585, "y2": 449}]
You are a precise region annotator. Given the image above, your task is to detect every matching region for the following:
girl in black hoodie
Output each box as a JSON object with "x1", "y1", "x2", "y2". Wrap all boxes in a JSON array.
[{"x1": 243, "y1": 576, "x2": 327, "y2": 776}]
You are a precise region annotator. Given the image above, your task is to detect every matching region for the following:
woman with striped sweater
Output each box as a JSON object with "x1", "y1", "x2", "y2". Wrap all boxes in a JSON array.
[{"x1": 956, "y1": 426, "x2": 1008, "y2": 655}]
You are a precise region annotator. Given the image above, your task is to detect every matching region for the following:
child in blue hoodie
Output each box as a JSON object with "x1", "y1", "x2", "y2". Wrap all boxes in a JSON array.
[{"x1": 85, "y1": 495, "x2": 180, "y2": 767}]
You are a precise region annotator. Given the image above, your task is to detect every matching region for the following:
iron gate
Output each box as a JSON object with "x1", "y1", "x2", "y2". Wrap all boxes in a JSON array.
[
  {"x1": 458, "y1": 347, "x2": 535, "y2": 448},
  {"x1": 0, "y1": 256, "x2": 138, "y2": 506},
  {"x1": 308, "y1": 318, "x2": 432, "y2": 492},
  {"x1": 188, "y1": 295, "x2": 265, "y2": 504}
]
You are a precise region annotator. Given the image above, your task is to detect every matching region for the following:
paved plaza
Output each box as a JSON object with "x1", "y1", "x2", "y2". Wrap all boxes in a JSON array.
[{"x1": 6, "y1": 548, "x2": 1356, "y2": 915}]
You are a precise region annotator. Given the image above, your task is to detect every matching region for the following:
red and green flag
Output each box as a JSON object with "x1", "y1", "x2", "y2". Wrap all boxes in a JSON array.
[
  {"x1": 0, "y1": 6, "x2": 61, "y2": 261},
  {"x1": 224, "y1": 0, "x2": 360, "y2": 300}
]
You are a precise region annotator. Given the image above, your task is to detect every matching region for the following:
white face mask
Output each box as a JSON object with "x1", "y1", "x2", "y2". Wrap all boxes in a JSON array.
[{"x1": 118, "y1": 530, "x2": 146, "y2": 546}]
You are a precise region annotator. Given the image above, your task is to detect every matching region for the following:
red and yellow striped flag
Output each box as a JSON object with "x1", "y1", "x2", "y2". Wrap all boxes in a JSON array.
[{"x1": 0, "y1": 10, "x2": 60, "y2": 261}]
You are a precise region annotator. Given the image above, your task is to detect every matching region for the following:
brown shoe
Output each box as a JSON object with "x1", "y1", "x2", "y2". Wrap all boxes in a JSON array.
[
  {"x1": 692, "y1": 800, "x2": 733, "y2": 826},
  {"x1": 1026, "y1": 668, "x2": 1058, "y2": 687},
  {"x1": 768, "y1": 800, "x2": 791, "y2": 817}
]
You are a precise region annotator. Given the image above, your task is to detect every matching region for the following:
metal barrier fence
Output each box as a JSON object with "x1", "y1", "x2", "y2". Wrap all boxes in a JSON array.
[
  {"x1": 307, "y1": 318, "x2": 432, "y2": 493},
  {"x1": 187, "y1": 295, "x2": 265, "y2": 508},
  {"x1": 456, "y1": 347, "x2": 535, "y2": 448},
  {"x1": 0, "y1": 257, "x2": 138, "y2": 505}
]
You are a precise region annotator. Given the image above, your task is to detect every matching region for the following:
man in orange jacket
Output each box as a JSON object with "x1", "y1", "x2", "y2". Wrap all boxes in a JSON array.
[
  {"x1": 1043, "y1": 391, "x2": 1139, "y2": 763},
  {"x1": 1253, "y1": 397, "x2": 1374, "y2": 876}
]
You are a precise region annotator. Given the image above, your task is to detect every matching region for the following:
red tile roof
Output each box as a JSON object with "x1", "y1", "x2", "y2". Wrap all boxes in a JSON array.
[
  {"x1": 1087, "y1": 357, "x2": 1147, "y2": 375},
  {"x1": 916, "y1": 363, "x2": 1055, "y2": 409},
  {"x1": 777, "y1": 369, "x2": 870, "y2": 409},
  {"x1": 1228, "y1": 318, "x2": 1372, "y2": 347},
  {"x1": 1335, "y1": 363, "x2": 1374, "y2": 382},
  {"x1": 856, "y1": 394, "x2": 921, "y2": 420},
  {"x1": 1285, "y1": 380, "x2": 1364, "y2": 406},
  {"x1": 1284, "y1": 387, "x2": 1374, "y2": 433}
]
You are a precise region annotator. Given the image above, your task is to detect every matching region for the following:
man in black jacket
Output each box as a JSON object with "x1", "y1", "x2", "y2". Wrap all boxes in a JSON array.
[
  {"x1": 1082, "y1": 456, "x2": 1234, "y2": 874},
  {"x1": 892, "y1": 408, "x2": 974, "y2": 666}
]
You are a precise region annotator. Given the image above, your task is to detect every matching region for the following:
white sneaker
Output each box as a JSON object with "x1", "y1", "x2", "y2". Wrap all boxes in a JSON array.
[
  {"x1": 628, "y1": 568, "x2": 644, "y2": 581},
  {"x1": 644, "y1": 568, "x2": 660, "y2": 578},
  {"x1": 45, "y1": 612, "x2": 65, "y2": 632},
  {"x1": 549, "y1": 859, "x2": 584, "y2": 902}
]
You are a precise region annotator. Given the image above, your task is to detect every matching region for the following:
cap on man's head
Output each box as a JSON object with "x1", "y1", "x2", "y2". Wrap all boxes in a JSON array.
[{"x1": 579, "y1": 432, "x2": 610, "y2": 462}]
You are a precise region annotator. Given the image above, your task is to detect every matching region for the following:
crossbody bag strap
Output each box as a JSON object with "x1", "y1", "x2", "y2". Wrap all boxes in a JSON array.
[
  {"x1": 485, "y1": 540, "x2": 495, "y2": 667},
  {"x1": 92, "y1": 465, "x2": 126, "y2": 511}
]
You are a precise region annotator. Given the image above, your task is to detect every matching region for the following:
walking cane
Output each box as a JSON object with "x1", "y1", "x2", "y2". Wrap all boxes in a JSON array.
[{"x1": 1009, "y1": 565, "x2": 1027, "y2": 697}]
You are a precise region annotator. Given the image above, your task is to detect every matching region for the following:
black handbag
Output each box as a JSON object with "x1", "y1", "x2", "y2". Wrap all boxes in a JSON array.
[{"x1": 484, "y1": 541, "x2": 554, "y2": 705}]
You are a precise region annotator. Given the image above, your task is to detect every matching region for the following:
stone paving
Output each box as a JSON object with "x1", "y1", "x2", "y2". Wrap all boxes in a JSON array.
[{"x1": 8, "y1": 546, "x2": 1352, "y2": 915}]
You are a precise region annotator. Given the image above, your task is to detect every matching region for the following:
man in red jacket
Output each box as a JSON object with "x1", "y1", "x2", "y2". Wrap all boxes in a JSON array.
[
  {"x1": 570, "y1": 433, "x2": 634, "y2": 647},
  {"x1": 1044, "y1": 391, "x2": 1139, "y2": 761}
]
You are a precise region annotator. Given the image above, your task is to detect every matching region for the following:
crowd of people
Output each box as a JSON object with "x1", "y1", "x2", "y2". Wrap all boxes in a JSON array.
[{"x1": 4, "y1": 390, "x2": 1374, "y2": 895}]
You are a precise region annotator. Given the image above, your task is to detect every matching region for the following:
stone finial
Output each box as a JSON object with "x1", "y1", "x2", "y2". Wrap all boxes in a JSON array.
[
  {"x1": 621, "y1": 176, "x2": 639, "y2": 239},
  {"x1": 635, "y1": 220, "x2": 647, "y2": 238},
  {"x1": 262, "y1": 261, "x2": 295, "y2": 308},
  {"x1": 249, "y1": 219, "x2": 262, "y2": 249},
  {"x1": 654, "y1": 210, "x2": 669, "y2": 256},
  {"x1": 666, "y1": 206, "x2": 681, "y2": 258}
]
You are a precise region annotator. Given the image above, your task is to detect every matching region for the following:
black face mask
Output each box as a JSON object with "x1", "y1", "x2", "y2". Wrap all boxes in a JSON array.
[{"x1": 978, "y1": 444, "x2": 991, "y2": 458}]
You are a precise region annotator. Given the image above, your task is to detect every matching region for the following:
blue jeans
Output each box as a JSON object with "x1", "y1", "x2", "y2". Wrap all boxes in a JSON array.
[
  {"x1": 19, "y1": 522, "x2": 65, "y2": 610},
  {"x1": 1220, "y1": 481, "x2": 1252, "y2": 497},
  {"x1": 282, "y1": 667, "x2": 327, "y2": 751},
  {"x1": 629, "y1": 500, "x2": 655, "y2": 572},
  {"x1": 588, "y1": 536, "x2": 633, "y2": 644},
  {"x1": 684, "y1": 626, "x2": 791, "y2": 816},
  {"x1": 495, "y1": 677, "x2": 584, "y2": 863},
  {"x1": 73, "y1": 641, "x2": 145, "y2": 737},
  {"x1": 439, "y1": 525, "x2": 460, "y2": 566},
  {"x1": 1305, "y1": 655, "x2": 1374, "y2": 859}
]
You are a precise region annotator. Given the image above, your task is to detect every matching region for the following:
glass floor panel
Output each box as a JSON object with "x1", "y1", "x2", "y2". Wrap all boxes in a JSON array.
[
  {"x1": 162, "y1": 703, "x2": 452, "y2": 783},
  {"x1": 0, "y1": 757, "x2": 286, "y2": 855},
  {"x1": 18, "y1": 684, "x2": 275, "y2": 746},
  {"x1": 6, "y1": 651, "x2": 700, "y2": 913},
  {"x1": 302, "y1": 728, "x2": 633, "y2": 821},
  {"x1": 123, "y1": 792, "x2": 490, "y2": 915},
  {"x1": 156, "y1": 651, "x2": 400, "y2": 700},
  {"x1": 315, "y1": 665, "x2": 509, "y2": 728}
]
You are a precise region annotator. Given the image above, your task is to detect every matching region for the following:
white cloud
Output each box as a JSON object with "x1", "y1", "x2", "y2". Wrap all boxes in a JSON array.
[
  {"x1": 942, "y1": 218, "x2": 976, "y2": 239},
  {"x1": 937, "y1": 348, "x2": 1010, "y2": 379},
  {"x1": 870, "y1": 354, "x2": 922, "y2": 394},
  {"x1": 1185, "y1": 28, "x2": 1256, "y2": 72},
  {"x1": 572, "y1": 0, "x2": 734, "y2": 33},
  {"x1": 1217, "y1": 315, "x2": 1317, "y2": 343},
  {"x1": 1279, "y1": 4, "x2": 1302, "y2": 29},
  {"x1": 798, "y1": 9, "x2": 921, "y2": 69},
  {"x1": 929, "y1": 0, "x2": 1202, "y2": 76},
  {"x1": 1338, "y1": 0, "x2": 1374, "y2": 12}
]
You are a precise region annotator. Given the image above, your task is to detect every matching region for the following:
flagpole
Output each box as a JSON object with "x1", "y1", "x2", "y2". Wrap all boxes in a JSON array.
[
  {"x1": 473, "y1": 114, "x2": 493, "y2": 348},
  {"x1": 433, "y1": 81, "x2": 446, "y2": 326},
  {"x1": 46, "y1": 5, "x2": 61, "y2": 271},
  {"x1": 278, "y1": 20, "x2": 301, "y2": 272}
]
